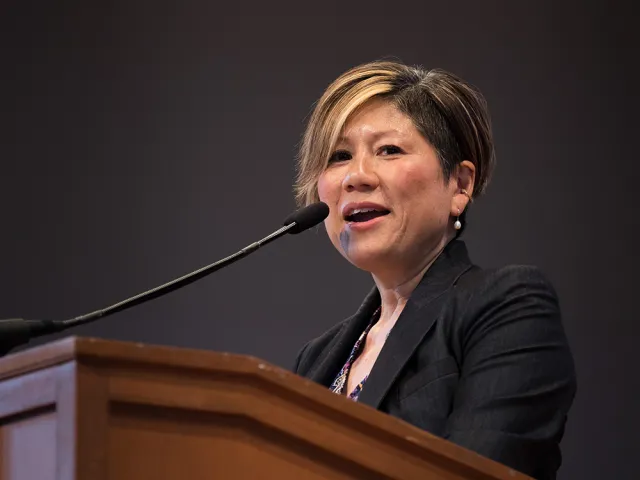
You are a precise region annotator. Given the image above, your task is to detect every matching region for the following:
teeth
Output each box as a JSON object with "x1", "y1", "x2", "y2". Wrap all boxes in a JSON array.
[{"x1": 351, "y1": 208, "x2": 378, "y2": 215}]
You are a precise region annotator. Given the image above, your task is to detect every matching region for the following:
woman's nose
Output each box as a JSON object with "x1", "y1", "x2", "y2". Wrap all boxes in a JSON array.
[{"x1": 341, "y1": 155, "x2": 379, "y2": 192}]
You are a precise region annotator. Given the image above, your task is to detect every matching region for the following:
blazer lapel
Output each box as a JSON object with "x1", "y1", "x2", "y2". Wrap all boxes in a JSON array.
[
  {"x1": 308, "y1": 288, "x2": 381, "y2": 387},
  {"x1": 357, "y1": 240, "x2": 474, "y2": 409}
]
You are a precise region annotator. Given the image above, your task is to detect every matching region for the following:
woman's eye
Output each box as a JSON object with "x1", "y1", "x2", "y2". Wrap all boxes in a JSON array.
[
  {"x1": 328, "y1": 150, "x2": 352, "y2": 163},
  {"x1": 379, "y1": 145, "x2": 403, "y2": 156}
]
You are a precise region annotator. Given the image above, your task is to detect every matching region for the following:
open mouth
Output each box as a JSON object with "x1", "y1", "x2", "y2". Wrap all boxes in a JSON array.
[{"x1": 345, "y1": 208, "x2": 391, "y2": 223}]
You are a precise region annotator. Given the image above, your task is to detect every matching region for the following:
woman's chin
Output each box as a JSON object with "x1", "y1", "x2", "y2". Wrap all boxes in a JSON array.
[{"x1": 341, "y1": 247, "x2": 396, "y2": 274}]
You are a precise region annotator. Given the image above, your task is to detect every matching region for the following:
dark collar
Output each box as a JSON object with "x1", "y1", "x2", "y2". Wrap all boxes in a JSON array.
[{"x1": 308, "y1": 239, "x2": 474, "y2": 407}]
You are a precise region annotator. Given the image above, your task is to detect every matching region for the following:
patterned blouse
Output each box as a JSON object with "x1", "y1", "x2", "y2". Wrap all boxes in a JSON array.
[{"x1": 330, "y1": 307, "x2": 382, "y2": 401}]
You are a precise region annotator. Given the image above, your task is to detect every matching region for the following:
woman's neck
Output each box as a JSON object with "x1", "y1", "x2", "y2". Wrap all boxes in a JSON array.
[{"x1": 371, "y1": 234, "x2": 453, "y2": 328}]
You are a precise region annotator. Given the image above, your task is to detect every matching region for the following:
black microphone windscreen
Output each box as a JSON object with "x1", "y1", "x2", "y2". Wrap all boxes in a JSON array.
[{"x1": 284, "y1": 202, "x2": 329, "y2": 234}]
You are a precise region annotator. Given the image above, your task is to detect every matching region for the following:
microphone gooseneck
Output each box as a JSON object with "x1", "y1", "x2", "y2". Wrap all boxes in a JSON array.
[{"x1": 0, "y1": 202, "x2": 329, "y2": 356}]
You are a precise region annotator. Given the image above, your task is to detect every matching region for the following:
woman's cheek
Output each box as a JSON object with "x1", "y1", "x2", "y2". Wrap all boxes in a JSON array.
[
  {"x1": 317, "y1": 172, "x2": 334, "y2": 203},
  {"x1": 318, "y1": 170, "x2": 345, "y2": 211},
  {"x1": 317, "y1": 173, "x2": 341, "y2": 236}
]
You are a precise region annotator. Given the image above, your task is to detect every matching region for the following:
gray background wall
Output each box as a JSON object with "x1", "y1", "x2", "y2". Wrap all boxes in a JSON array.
[{"x1": 1, "y1": 1, "x2": 637, "y2": 478}]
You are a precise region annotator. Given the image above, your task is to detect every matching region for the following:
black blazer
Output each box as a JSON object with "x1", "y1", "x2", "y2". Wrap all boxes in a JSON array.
[{"x1": 294, "y1": 240, "x2": 576, "y2": 480}]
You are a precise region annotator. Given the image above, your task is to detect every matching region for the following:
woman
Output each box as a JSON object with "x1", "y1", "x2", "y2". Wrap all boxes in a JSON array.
[{"x1": 292, "y1": 61, "x2": 576, "y2": 480}]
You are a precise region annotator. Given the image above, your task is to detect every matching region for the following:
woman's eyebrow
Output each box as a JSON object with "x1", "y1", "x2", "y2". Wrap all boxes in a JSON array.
[{"x1": 336, "y1": 129, "x2": 404, "y2": 146}]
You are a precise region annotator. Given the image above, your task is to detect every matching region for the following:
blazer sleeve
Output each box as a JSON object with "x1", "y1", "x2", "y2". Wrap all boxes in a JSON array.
[
  {"x1": 292, "y1": 341, "x2": 310, "y2": 374},
  {"x1": 444, "y1": 266, "x2": 577, "y2": 480}
]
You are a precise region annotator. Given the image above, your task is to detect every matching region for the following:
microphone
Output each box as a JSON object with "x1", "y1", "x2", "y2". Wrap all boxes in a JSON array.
[{"x1": 0, "y1": 202, "x2": 329, "y2": 356}]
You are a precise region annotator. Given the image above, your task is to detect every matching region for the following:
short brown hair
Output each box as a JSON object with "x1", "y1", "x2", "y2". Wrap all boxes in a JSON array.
[{"x1": 295, "y1": 61, "x2": 496, "y2": 207}]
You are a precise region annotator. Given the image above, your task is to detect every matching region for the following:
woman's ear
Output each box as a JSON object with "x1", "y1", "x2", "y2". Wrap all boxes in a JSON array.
[{"x1": 450, "y1": 160, "x2": 476, "y2": 216}]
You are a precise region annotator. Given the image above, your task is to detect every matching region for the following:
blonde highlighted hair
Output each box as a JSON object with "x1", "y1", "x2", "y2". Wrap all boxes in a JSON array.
[{"x1": 295, "y1": 61, "x2": 496, "y2": 209}]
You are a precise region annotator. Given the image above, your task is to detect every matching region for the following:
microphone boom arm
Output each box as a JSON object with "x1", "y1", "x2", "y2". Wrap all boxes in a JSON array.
[
  {"x1": 0, "y1": 201, "x2": 328, "y2": 356},
  {"x1": 0, "y1": 223, "x2": 295, "y2": 356}
]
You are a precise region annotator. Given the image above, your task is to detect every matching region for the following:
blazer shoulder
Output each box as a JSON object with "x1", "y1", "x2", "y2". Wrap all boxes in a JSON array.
[
  {"x1": 456, "y1": 264, "x2": 558, "y2": 299},
  {"x1": 451, "y1": 264, "x2": 563, "y2": 340}
]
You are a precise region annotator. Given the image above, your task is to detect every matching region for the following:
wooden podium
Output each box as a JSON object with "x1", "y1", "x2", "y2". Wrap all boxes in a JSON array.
[{"x1": 0, "y1": 337, "x2": 530, "y2": 480}]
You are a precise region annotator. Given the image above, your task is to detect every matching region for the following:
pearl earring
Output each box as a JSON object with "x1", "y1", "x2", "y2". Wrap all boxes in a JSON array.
[{"x1": 454, "y1": 208, "x2": 462, "y2": 230}]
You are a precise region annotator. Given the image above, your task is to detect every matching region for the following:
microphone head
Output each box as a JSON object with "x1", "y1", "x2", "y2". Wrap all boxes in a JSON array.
[{"x1": 283, "y1": 202, "x2": 329, "y2": 234}]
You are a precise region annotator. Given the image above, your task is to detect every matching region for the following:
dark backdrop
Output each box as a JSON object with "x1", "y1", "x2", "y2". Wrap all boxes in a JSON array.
[{"x1": 1, "y1": 2, "x2": 637, "y2": 478}]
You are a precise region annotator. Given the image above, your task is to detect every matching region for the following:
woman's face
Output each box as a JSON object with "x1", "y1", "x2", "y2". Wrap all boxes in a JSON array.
[{"x1": 317, "y1": 99, "x2": 462, "y2": 277}]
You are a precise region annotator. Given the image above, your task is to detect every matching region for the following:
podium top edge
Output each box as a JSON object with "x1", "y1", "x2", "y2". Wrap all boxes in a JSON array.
[{"x1": 0, "y1": 336, "x2": 280, "y2": 381}]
